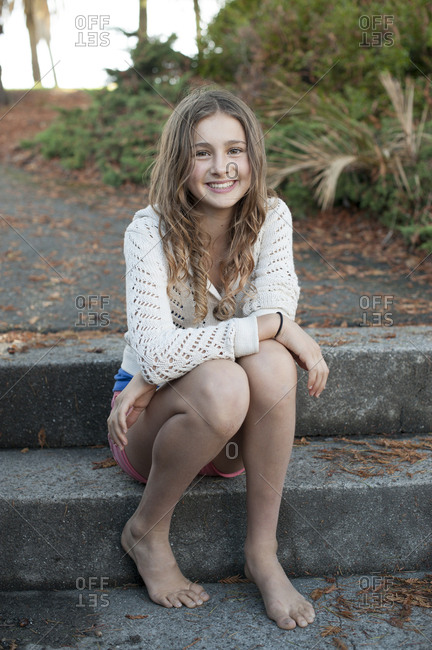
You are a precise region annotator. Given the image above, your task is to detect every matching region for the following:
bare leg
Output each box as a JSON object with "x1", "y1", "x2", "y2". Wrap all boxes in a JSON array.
[
  {"x1": 238, "y1": 340, "x2": 316, "y2": 630},
  {"x1": 120, "y1": 360, "x2": 250, "y2": 608}
]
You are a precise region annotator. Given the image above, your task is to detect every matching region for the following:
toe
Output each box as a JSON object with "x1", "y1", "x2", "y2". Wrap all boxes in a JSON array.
[
  {"x1": 276, "y1": 616, "x2": 296, "y2": 630},
  {"x1": 305, "y1": 611, "x2": 315, "y2": 623},
  {"x1": 301, "y1": 603, "x2": 315, "y2": 622},
  {"x1": 155, "y1": 594, "x2": 174, "y2": 608},
  {"x1": 178, "y1": 592, "x2": 200, "y2": 608},
  {"x1": 190, "y1": 583, "x2": 210, "y2": 601},
  {"x1": 295, "y1": 603, "x2": 314, "y2": 627},
  {"x1": 187, "y1": 589, "x2": 206, "y2": 607},
  {"x1": 166, "y1": 594, "x2": 183, "y2": 608}
]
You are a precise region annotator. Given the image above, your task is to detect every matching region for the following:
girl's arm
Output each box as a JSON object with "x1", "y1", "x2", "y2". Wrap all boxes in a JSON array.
[
  {"x1": 273, "y1": 317, "x2": 329, "y2": 397},
  {"x1": 107, "y1": 373, "x2": 156, "y2": 449},
  {"x1": 246, "y1": 200, "x2": 328, "y2": 396},
  {"x1": 109, "y1": 312, "x2": 297, "y2": 448}
]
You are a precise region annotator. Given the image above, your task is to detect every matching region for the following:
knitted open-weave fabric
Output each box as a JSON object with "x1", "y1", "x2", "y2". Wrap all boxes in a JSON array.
[{"x1": 121, "y1": 198, "x2": 300, "y2": 385}]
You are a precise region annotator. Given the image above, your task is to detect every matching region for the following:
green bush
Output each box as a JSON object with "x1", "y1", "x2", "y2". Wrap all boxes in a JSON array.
[
  {"x1": 26, "y1": 36, "x2": 190, "y2": 185},
  {"x1": 200, "y1": 0, "x2": 432, "y2": 100},
  {"x1": 263, "y1": 116, "x2": 326, "y2": 217},
  {"x1": 31, "y1": 83, "x2": 178, "y2": 184},
  {"x1": 20, "y1": 6, "x2": 432, "y2": 251},
  {"x1": 266, "y1": 76, "x2": 432, "y2": 248},
  {"x1": 398, "y1": 225, "x2": 432, "y2": 252},
  {"x1": 334, "y1": 133, "x2": 432, "y2": 244}
]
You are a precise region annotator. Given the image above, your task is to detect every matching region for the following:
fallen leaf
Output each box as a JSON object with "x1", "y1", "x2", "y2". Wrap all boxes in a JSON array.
[
  {"x1": 332, "y1": 639, "x2": 348, "y2": 650},
  {"x1": 28, "y1": 274, "x2": 48, "y2": 282},
  {"x1": 218, "y1": 574, "x2": 251, "y2": 584},
  {"x1": 125, "y1": 614, "x2": 148, "y2": 619},
  {"x1": 321, "y1": 625, "x2": 342, "y2": 637},
  {"x1": 337, "y1": 609, "x2": 356, "y2": 620},
  {"x1": 92, "y1": 457, "x2": 117, "y2": 470},
  {"x1": 38, "y1": 427, "x2": 47, "y2": 448},
  {"x1": 310, "y1": 583, "x2": 337, "y2": 600},
  {"x1": 182, "y1": 639, "x2": 201, "y2": 650}
]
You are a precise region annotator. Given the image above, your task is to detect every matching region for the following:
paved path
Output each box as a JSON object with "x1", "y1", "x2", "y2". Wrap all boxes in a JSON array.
[
  {"x1": 1, "y1": 164, "x2": 431, "y2": 333},
  {"x1": 2, "y1": 574, "x2": 431, "y2": 649}
]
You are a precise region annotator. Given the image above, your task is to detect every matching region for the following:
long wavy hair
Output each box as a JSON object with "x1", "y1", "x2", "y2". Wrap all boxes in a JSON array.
[{"x1": 149, "y1": 87, "x2": 275, "y2": 322}]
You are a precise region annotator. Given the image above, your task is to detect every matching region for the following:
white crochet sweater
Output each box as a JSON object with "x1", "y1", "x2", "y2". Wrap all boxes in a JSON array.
[{"x1": 121, "y1": 197, "x2": 300, "y2": 385}]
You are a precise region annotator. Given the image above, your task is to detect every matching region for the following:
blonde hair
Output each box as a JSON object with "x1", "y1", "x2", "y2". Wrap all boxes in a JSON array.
[{"x1": 149, "y1": 87, "x2": 275, "y2": 322}]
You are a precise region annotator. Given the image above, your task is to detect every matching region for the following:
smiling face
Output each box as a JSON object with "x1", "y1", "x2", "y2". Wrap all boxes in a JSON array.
[{"x1": 187, "y1": 112, "x2": 252, "y2": 221}]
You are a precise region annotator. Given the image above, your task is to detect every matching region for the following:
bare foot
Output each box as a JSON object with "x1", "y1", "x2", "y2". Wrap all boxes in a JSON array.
[
  {"x1": 121, "y1": 518, "x2": 210, "y2": 608},
  {"x1": 244, "y1": 553, "x2": 315, "y2": 630}
]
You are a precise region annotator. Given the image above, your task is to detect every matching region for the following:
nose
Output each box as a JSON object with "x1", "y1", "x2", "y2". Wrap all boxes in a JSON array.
[
  {"x1": 210, "y1": 159, "x2": 238, "y2": 178},
  {"x1": 210, "y1": 153, "x2": 227, "y2": 176}
]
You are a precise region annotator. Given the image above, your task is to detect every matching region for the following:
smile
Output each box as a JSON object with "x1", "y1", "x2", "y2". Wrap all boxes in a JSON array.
[{"x1": 206, "y1": 180, "x2": 237, "y2": 192}]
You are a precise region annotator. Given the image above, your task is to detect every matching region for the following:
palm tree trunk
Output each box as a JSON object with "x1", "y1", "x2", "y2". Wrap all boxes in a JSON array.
[
  {"x1": 193, "y1": 0, "x2": 203, "y2": 65},
  {"x1": 138, "y1": 0, "x2": 147, "y2": 44},
  {"x1": 24, "y1": 0, "x2": 42, "y2": 83},
  {"x1": 0, "y1": 65, "x2": 9, "y2": 105}
]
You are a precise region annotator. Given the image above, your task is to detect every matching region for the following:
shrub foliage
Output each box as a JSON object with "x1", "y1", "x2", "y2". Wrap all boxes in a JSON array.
[{"x1": 24, "y1": 1, "x2": 432, "y2": 248}]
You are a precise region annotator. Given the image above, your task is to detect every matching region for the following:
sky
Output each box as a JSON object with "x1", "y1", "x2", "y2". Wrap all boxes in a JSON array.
[{"x1": 0, "y1": 0, "x2": 224, "y2": 89}]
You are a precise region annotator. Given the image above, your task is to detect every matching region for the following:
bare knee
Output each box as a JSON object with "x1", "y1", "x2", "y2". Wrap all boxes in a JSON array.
[
  {"x1": 238, "y1": 340, "x2": 297, "y2": 410},
  {"x1": 190, "y1": 360, "x2": 250, "y2": 439}
]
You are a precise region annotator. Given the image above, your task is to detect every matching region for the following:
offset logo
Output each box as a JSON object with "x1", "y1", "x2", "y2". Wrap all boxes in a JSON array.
[
  {"x1": 75, "y1": 295, "x2": 110, "y2": 327},
  {"x1": 76, "y1": 576, "x2": 110, "y2": 608},
  {"x1": 75, "y1": 15, "x2": 110, "y2": 47},
  {"x1": 359, "y1": 15, "x2": 394, "y2": 47},
  {"x1": 359, "y1": 295, "x2": 394, "y2": 327}
]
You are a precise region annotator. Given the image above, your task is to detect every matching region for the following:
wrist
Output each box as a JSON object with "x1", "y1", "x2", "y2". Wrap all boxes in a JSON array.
[
  {"x1": 129, "y1": 373, "x2": 157, "y2": 396},
  {"x1": 257, "y1": 313, "x2": 283, "y2": 341},
  {"x1": 273, "y1": 312, "x2": 284, "y2": 340}
]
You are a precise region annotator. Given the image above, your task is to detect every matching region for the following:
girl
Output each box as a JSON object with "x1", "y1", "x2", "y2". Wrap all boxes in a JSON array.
[{"x1": 107, "y1": 87, "x2": 329, "y2": 631}]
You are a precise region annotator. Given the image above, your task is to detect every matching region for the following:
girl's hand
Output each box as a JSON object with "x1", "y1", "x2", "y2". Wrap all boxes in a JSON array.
[
  {"x1": 276, "y1": 319, "x2": 329, "y2": 397},
  {"x1": 107, "y1": 373, "x2": 157, "y2": 450}
]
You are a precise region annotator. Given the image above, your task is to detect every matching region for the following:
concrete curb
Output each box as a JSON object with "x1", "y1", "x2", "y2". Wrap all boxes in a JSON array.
[
  {"x1": 0, "y1": 326, "x2": 431, "y2": 448},
  {"x1": 2, "y1": 437, "x2": 431, "y2": 590}
]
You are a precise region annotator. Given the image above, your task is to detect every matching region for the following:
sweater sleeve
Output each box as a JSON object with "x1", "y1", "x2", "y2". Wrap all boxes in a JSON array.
[
  {"x1": 123, "y1": 219, "x2": 259, "y2": 385},
  {"x1": 242, "y1": 198, "x2": 300, "y2": 320}
]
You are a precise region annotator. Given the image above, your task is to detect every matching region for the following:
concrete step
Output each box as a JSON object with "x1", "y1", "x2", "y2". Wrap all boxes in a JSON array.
[
  {"x1": 1, "y1": 572, "x2": 430, "y2": 649},
  {"x1": 1, "y1": 326, "x2": 431, "y2": 448},
  {"x1": 1, "y1": 436, "x2": 431, "y2": 590}
]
